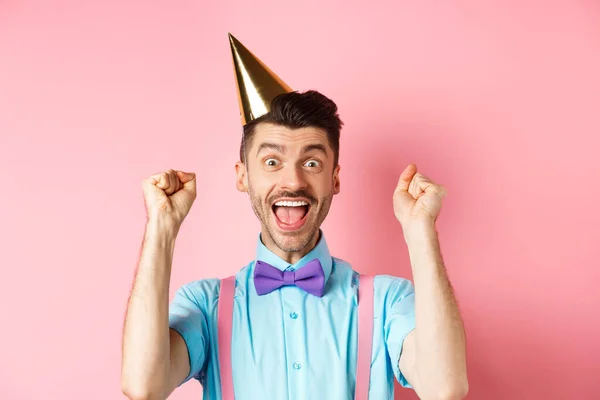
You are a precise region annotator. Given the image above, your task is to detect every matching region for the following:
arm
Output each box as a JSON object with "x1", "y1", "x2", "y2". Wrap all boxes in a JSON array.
[
  {"x1": 392, "y1": 164, "x2": 468, "y2": 400},
  {"x1": 121, "y1": 169, "x2": 198, "y2": 400},
  {"x1": 398, "y1": 221, "x2": 468, "y2": 400},
  {"x1": 121, "y1": 219, "x2": 190, "y2": 400}
]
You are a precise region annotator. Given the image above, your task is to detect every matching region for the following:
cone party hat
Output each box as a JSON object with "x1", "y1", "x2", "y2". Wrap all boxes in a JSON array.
[{"x1": 229, "y1": 33, "x2": 293, "y2": 125}]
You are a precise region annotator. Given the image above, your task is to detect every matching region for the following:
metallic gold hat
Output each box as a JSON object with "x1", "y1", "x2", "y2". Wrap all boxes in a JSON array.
[{"x1": 229, "y1": 33, "x2": 293, "y2": 125}]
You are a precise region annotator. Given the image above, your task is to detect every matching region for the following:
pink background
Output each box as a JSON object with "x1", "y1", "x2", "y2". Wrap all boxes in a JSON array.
[{"x1": 1, "y1": 1, "x2": 599, "y2": 399}]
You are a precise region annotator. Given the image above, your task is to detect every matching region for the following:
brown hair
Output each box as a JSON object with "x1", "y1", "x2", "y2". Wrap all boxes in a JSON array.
[{"x1": 240, "y1": 90, "x2": 343, "y2": 166}]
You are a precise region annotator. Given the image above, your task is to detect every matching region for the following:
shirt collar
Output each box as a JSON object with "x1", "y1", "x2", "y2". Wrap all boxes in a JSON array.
[{"x1": 254, "y1": 229, "x2": 333, "y2": 284}]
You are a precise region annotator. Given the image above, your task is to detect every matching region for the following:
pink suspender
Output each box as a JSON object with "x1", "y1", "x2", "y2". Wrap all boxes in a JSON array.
[
  {"x1": 217, "y1": 276, "x2": 236, "y2": 400},
  {"x1": 217, "y1": 274, "x2": 374, "y2": 400},
  {"x1": 355, "y1": 274, "x2": 375, "y2": 400}
]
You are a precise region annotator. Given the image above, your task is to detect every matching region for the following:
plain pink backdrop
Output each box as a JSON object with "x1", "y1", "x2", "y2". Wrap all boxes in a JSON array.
[{"x1": 1, "y1": 1, "x2": 599, "y2": 399}]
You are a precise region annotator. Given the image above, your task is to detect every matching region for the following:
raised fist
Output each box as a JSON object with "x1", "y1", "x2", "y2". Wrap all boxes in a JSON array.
[{"x1": 141, "y1": 169, "x2": 197, "y2": 230}]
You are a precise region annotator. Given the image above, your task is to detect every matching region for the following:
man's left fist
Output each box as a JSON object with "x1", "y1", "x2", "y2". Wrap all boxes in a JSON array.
[{"x1": 393, "y1": 163, "x2": 447, "y2": 229}]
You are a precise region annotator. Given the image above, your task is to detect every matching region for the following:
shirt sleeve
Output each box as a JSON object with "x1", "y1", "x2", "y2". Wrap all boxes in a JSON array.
[
  {"x1": 168, "y1": 283, "x2": 210, "y2": 385},
  {"x1": 382, "y1": 277, "x2": 416, "y2": 388}
]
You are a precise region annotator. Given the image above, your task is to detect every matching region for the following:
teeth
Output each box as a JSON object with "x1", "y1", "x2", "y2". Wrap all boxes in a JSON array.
[{"x1": 274, "y1": 200, "x2": 309, "y2": 207}]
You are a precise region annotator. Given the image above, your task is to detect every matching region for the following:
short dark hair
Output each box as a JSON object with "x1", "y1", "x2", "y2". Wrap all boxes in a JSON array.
[{"x1": 240, "y1": 90, "x2": 343, "y2": 166}]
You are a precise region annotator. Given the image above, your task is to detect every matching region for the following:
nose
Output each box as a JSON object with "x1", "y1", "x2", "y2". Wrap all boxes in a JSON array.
[{"x1": 279, "y1": 164, "x2": 308, "y2": 192}]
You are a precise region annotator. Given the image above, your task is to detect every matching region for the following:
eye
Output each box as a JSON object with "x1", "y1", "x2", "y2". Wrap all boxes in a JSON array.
[
  {"x1": 304, "y1": 160, "x2": 320, "y2": 168},
  {"x1": 265, "y1": 158, "x2": 279, "y2": 167}
]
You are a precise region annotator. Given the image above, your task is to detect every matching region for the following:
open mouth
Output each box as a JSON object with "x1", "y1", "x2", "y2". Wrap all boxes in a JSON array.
[{"x1": 272, "y1": 200, "x2": 310, "y2": 231}]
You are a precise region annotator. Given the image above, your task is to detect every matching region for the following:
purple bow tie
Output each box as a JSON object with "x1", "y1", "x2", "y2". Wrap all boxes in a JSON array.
[{"x1": 254, "y1": 259, "x2": 325, "y2": 297}]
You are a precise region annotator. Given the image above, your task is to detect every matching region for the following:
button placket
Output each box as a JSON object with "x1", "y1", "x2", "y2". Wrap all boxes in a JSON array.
[{"x1": 280, "y1": 269, "x2": 307, "y2": 395}]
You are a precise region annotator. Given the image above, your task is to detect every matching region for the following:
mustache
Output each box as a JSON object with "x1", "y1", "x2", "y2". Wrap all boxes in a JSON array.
[{"x1": 269, "y1": 190, "x2": 316, "y2": 205}]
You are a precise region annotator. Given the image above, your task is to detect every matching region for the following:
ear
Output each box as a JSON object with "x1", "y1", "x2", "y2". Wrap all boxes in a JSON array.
[
  {"x1": 333, "y1": 164, "x2": 341, "y2": 195},
  {"x1": 235, "y1": 161, "x2": 249, "y2": 192}
]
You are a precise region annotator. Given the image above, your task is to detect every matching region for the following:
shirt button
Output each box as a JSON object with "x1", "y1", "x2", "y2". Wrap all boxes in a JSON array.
[
  {"x1": 290, "y1": 312, "x2": 298, "y2": 319},
  {"x1": 293, "y1": 362, "x2": 302, "y2": 370}
]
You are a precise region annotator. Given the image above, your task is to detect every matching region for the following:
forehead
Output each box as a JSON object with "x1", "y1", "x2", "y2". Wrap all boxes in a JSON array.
[{"x1": 252, "y1": 123, "x2": 329, "y2": 150}]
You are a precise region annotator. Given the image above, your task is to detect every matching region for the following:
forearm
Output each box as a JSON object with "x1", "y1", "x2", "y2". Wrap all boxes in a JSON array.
[
  {"x1": 404, "y1": 221, "x2": 468, "y2": 399},
  {"x1": 121, "y1": 218, "x2": 178, "y2": 399}
]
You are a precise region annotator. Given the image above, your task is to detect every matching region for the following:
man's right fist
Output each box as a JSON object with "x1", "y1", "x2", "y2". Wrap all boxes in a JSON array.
[{"x1": 141, "y1": 169, "x2": 197, "y2": 229}]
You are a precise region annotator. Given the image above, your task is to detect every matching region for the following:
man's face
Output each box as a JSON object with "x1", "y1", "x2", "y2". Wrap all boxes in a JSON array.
[{"x1": 236, "y1": 122, "x2": 340, "y2": 256}]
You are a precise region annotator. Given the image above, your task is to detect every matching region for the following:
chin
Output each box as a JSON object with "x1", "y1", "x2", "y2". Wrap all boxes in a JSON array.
[
  {"x1": 269, "y1": 221, "x2": 318, "y2": 253},
  {"x1": 261, "y1": 199, "x2": 323, "y2": 253}
]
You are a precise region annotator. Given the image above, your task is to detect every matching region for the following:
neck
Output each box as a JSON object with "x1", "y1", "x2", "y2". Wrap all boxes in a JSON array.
[{"x1": 260, "y1": 229, "x2": 320, "y2": 264}]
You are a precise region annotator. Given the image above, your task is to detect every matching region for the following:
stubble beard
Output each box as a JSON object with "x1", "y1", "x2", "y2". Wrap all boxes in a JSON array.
[{"x1": 248, "y1": 182, "x2": 334, "y2": 254}]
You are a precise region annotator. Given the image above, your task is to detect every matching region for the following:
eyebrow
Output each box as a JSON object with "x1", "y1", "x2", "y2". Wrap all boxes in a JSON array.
[
  {"x1": 256, "y1": 142, "x2": 328, "y2": 156},
  {"x1": 256, "y1": 142, "x2": 286, "y2": 154},
  {"x1": 302, "y1": 144, "x2": 328, "y2": 155}
]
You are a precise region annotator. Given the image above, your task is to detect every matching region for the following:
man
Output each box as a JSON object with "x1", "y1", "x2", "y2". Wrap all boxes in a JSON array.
[{"x1": 121, "y1": 34, "x2": 468, "y2": 400}]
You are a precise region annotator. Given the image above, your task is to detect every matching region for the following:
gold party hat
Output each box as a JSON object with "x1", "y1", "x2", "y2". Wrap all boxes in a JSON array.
[{"x1": 229, "y1": 33, "x2": 293, "y2": 125}]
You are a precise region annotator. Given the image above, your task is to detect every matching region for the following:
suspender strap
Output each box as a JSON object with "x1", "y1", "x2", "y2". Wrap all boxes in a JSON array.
[
  {"x1": 217, "y1": 276, "x2": 236, "y2": 400},
  {"x1": 356, "y1": 274, "x2": 375, "y2": 400},
  {"x1": 217, "y1": 274, "x2": 375, "y2": 400}
]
